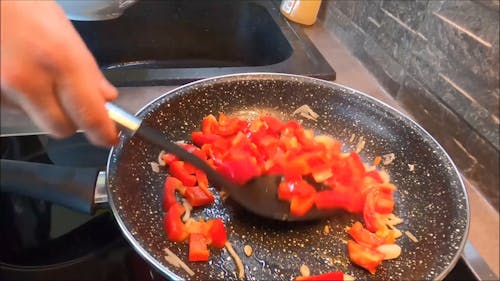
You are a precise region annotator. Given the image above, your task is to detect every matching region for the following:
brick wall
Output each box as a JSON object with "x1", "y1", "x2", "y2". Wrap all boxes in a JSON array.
[{"x1": 318, "y1": 0, "x2": 499, "y2": 209}]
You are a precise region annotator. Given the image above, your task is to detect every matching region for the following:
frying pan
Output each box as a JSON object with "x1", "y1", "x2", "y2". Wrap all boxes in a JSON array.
[{"x1": 1, "y1": 73, "x2": 469, "y2": 280}]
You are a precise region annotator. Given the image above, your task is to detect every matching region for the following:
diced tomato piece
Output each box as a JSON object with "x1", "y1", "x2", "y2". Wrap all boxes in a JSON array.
[
  {"x1": 280, "y1": 135, "x2": 301, "y2": 152},
  {"x1": 375, "y1": 197, "x2": 394, "y2": 214},
  {"x1": 376, "y1": 228, "x2": 396, "y2": 245},
  {"x1": 201, "y1": 114, "x2": 218, "y2": 134},
  {"x1": 164, "y1": 203, "x2": 188, "y2": 242},
  {"x1": 345, "y1": 152, "x2": 366, "y2": 187},
  {"x1": 347, "y1": 240, "x2": 384, "y2": 274},
  {"x1": 204, "y1": 218, "x2": 227, "y2": 248},
  {"x1": 216, "y1": 113, "x2": 248, "y2": 136},
  {"x1": 365, "y1": 170, "x2": 384, "y2": 184},
  {"x1": 249, "y1": 119, "x2": 267, "y2": 133},
  {"x1": 186, "y1": 220, "x2": 206, "y2": 234},
  {"x1": 181, "y1": 143, "x2": 207, "y2": 160},
  {"x1": 217, "y1": 112, "x2": 229, "y2": 124},
  {"x1": 191, "y1": 131, "x2": 221, "y2": 146},
  {"x1": 161, "y1": 153, "x2": 178, "y2": 164},
  {"x1": 363, "y1": 210, "x2": 386, "y2": 233},
  {"x1": 363, "y1": 187, "x2": 390, "y2": 232},
  {"x1": 378, "y1": 183, "x2": 397, "y2": 193},
  {"x1": 283, "y1": 158, "x2": 311, "y2": 180},
  {"x1": 260, "y1": 115, "x2": 283, "y2": 133},
  {"x1": 185, "y1": 185, "x2": 215, "y2": 207},
  {"x1": 290, "y1": 195, "x2": 315, "y2": 216},
  {"x1": 294, "y1": 180, "x2": 316, "y2": 198},
  {"x1": 348, "y1": 221, "x2": 386, "y2": 248},
  {"x1": 216, "y1": 157, "x2": 261, "y2": 185},
  {"x1": 311, "y1": 164, "x2": 333, "y2": 183},
  {"x1": 278, "y1": 181, "x2": 294, "y2": 200},
  {"x1": 163, "y1": 176, "x2": 183, "y2": 210},
  {"x1": 295, "y1": 271, "x2": 344, "y2": 281},
  {"x1": 278, "y1": 180, "x2": 316, "y2": 201},
  {"x1": 314, "y1": 190, "x2": 364, "y2": 213},
  {"x1": 194, "y1": 170, "x2": 214, "y2": 198},
  {"x1": 188, "y1": 233, "x2": 210, "y2": 262},
  {"x1": 282, "y1": 120, "x2": 301, "y2": 131},
  {"x1": 169, "y1": 161, "x2": 197, "y2": 187}
]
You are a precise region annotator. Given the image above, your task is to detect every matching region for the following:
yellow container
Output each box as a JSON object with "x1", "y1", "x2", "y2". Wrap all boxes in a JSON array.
[{"x1": 280, "y1": 0, "x2": 322, "y2": 26}]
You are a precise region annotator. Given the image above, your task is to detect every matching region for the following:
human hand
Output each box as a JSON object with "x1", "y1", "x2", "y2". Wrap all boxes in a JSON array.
[{"x1": 1, "y1": 0, "x2": 118, "y2": 146}]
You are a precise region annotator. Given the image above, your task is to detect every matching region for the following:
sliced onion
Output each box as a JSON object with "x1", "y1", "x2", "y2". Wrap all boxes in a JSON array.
[
  {"x1": 243, "y1": 245, "x2": 253, "y2": 257},
  {"x1": 382, "y1": 153, "x2": 396, "y2": 165},
  {"x1": 376, "y1": 244, "x2": 402, "y2": 260},
  {"x1": 355, "y1": 136, "x2": 366, "y2": 153},
  {"x1": 384, "y1": 213, "x2": 404, "y2": 225},
  {"x1": 386, "y1": 224, "x2": 403, "y2": 238},
  {"x1": 300, "y1": 264, "x2": 310, "y2": 277},
  {"x1": 293, "y1": 105, "x2": 319, "y2": 121},
  {"x1": 149, "y1": 161, "x2": 160, "y2": 173},
  {"x1": 163, "y1": 248, "x2": 195, "y2": 276},
  {"x1": 181, "y1": 199, "x2": 192, "y2": 223},
  {"x1": 405, "y1": 231, "x2": 419, "y2": 243},
  {"x1": 158, "y1": 150, "x2": 166, "y2": 166},
  {"x1": 344, "y1": 273, "x2": 356, "y2": 281},
  {"x1": 225, "y1": 241, "x2": 245, "y2": 280}
]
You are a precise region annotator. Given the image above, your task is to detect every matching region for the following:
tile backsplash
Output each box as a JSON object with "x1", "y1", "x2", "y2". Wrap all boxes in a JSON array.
[{"x1": 319, "y1": 0, "x2": 499, "y2": 209}]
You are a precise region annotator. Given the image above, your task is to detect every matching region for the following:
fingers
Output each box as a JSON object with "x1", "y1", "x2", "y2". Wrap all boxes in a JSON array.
[
  {"x1": 56, "y1": 76, "x2": 118, "y2": 146},
  {"x1": 48, "y1": 19, "x2": 119, "y2": 146},
  {"x1": 100, "y1": 79, "x2": 118, "y2": 101},
  {"x1": 1, "y1": 1, "x2": 119, "y2": 146},
  {"x1": 1, "y1": 61, "x2": 76, "y2": 138}
]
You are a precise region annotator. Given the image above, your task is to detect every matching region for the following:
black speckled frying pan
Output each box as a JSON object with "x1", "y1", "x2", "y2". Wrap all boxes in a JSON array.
[
  {"x1": 106, "y1": 73, "x2": 469, "y2": 280},
  {"x1": 0, "y1": 73, "x2": 469, "y2": 280}
]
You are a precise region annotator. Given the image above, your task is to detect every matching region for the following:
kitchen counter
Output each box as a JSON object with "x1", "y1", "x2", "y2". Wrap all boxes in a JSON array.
[{"x1": 1, "y1": 17, "x2": 498, "y2": 280}]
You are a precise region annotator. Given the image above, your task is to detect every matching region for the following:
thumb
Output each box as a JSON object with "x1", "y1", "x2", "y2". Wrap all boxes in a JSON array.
[{"x1": 99, "y1": 78, "x2": 118, "y2": 101}]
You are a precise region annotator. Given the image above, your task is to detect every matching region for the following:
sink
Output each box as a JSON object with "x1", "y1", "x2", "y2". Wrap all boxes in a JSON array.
[{"x1": 71, "y1": 0, "x2": 335, "y2": 86}]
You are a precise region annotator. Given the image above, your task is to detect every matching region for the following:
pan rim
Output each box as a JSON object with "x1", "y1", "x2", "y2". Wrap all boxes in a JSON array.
[{"x1": 106, "y1": 72, "x2": 470, "y2": 281}]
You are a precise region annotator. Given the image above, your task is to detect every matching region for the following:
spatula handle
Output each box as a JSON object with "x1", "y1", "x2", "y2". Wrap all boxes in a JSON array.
[{"x1": 105, "y1": 102, "x2": 142, "y2": 132}]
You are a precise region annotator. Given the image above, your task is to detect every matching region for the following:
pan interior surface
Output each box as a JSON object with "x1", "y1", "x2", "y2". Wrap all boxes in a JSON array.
[{"x1": 107, "y1": 74, "x2": 469, "y2": 280}]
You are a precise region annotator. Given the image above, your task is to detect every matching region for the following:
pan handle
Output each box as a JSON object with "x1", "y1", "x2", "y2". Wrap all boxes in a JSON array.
[{"x1": 0, "y1": 159, "x2": 107, "y2": 214}]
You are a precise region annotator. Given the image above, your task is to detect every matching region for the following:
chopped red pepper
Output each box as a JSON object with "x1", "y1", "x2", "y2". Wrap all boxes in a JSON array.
[
  {"x1": 191, "y1": 131, "x2": 221, "y2": 146},
  {"x1": 169, "y1": 161, "x2": 197, "y2": 187},
  {"x1": 163, "y1": 176, "x2": 184, "y2": 210},
  {"x1": 348, "y1": 221, "x2": 386, "y2": 248},
  {"x1": 188, "y1": 233, "x2": 210, "y2": 262},
  {"x1": 364, "y1": 186, "x2": 393, "y2": 232},
  {"x1": 314, "y1": 189, "x2": 364, "y2": 214},
  {"x1": 201, "y1": 114, "x2": 219, "y2": 134},
  {"x1": 215, "y1": 157, "x2": 261, "y2": 185},
  {"x1": 347, "y1": 239, "x2": 384, "y2": 274},
  {"x1": 290, "y1": 195, "x2": 315, "y2": 216},
  {"x1": 278, "y1": 180, "x2": 316, "y2": 200},
  {"x1": 204, "y1": 218, "x2": 227, "y2": 248},
  {"x1": 185, "y1": 185, "x2": 214, "y2": 207},
  {"x1": 161, "y1": 153, "x2": 178, "y2": 165},
  {"x1": 260, "y1": 115, "x2": 283, "y2": 133},
  {"x1": 162, "y1": 113, "x2": 400, "y2": 273},
  {"x1": 164, "y1": 203, "x2": 188, "y2": 242}
]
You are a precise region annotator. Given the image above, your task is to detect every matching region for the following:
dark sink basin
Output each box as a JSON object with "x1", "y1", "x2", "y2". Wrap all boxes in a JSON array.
[{"x1": 71, "y1": 0, "x2": 335, "y2": 86}]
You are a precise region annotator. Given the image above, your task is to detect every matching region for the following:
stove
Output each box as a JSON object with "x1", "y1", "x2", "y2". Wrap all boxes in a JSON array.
[{"x1": 0, "y1": 135, "x2": 480, "y2": 281}]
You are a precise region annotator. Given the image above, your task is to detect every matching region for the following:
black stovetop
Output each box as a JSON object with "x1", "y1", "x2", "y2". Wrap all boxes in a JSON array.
[{"x1": 0, "y1": 135, "x2": 478, "y2": 281}]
